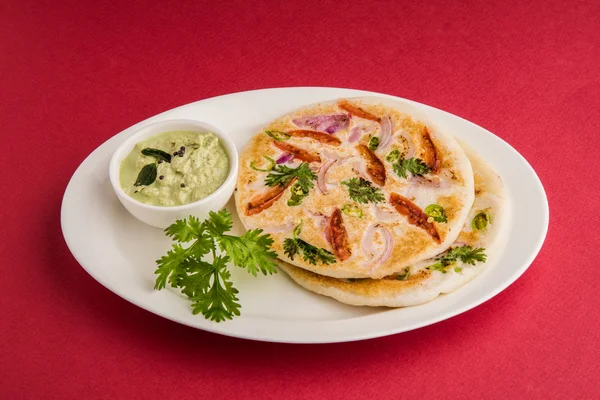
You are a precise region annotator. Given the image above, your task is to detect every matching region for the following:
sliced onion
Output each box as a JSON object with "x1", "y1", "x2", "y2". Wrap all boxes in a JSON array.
[
  {"x1": 371, "y1": 204, "x2": 397, "y2": 222},
  {"x1": 309, "y1": 212, "x2": 331, "y2": 243},
  {"x1": 247, "y1": 179, "x2": 267, "y2": 190},
  {"x1": 263, "y1": 221, "x2": 296, "y2": 234},
  {"x1": 317, "y1": 158, "x2": 337, "y2": 194},
  {"x1": 361, "y1": 223, "x2": 377, "y2": 258},
  {"x1": 276, "y1": 153, "x2": 295, "y2": 164},
  {"x1": 377, "y1": 116, "x2": 393, "y2": 151},
  {"x1": 376, "y1": 227, "x2": 393, "y2": 265},
  {"x1": 348, "y1": 126, "x2": 361, "y2": 143},
  {"x1": 360, "y1": 224, "x2": 394, "y2": 269},
  {"x1": 410, "y1": 175, "x2": 451, "y2": 189},
  {"x1": 292, "y1": 114, "x2": 350, "y2": 134},
  {"x1": 321, "y1": 149, "x2": 339, "y2": 160},
  {"x1": 399, "y1": 131, "x2": 415, "y2": 159},
  {"x1": 352, "y1": 160, "x2": 373, "y2": 184}
]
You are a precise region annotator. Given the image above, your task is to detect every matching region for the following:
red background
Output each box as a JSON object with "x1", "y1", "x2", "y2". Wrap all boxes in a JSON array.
[{"x1": 2, "y1": 0, "x2": 599, "y2": 398}]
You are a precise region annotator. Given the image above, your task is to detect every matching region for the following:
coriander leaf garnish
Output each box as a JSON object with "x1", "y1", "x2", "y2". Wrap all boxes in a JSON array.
[
  {"x1": 164, "y1": 215, "x2": 204, "y2": 242},
  {"x1": 203, "y1": 208, "x2": 233, "y2": 237},
  {"x1": 217, "y1": 229, "x2": 278, "y2": 276},
  {"x1": 283, "y1": 238, "x2": 336, "y2": 265},
  {"x1": 141, "y1": 148, "x2": 172, "y2": 163},
  {"x1": 134, "y1": 163, "x2": 158, "y2": 186},
  {"x1": 426, "y1": 245, "x2": 487, "y2": 273},
  {"x1": 154, "y1": 210, "x2": 277, "y2": 322},
  {"x1": 392, "y1": 157, "x2": 431, "y2": 179},
  {"x1": 265, "y1": 162, "x2": 317, "y2": 191},
  {"x1": 188, "y1": 255, "x2": 241, "y2": 322},
  {"x1": 424, "y1": 204, "x2": 448, "y2": 223},
  {"x1": 283, "y1": 221, "x2": 336, "y2": 265},
  {"x1": 265, "y1": 162, "x2": 317, "y2": 206},
  {"x1": 341, "y1": 177, "x2": 385, "y2": 204}
]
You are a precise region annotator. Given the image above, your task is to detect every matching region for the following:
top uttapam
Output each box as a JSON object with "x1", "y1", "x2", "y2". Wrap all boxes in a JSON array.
[{"x1": 235, "y1": 97, "x2": 474, "y2": 278}]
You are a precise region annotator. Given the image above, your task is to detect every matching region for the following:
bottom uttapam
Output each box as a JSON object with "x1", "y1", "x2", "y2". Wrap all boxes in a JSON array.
[{"x1": 278, "y1": 142, "x2": 509, "y2": 307}]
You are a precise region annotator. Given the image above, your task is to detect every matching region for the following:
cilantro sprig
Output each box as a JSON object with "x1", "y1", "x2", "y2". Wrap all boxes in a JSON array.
[
  {"x1": 265, "y1": 162, "x2": 317, "y2": 206},
  {"x1": 265, "y1": 162, "x2": 316, "y2": 191},
  {"x1": 392, "y1": 157, "x2": 431, "y2": 179},
  {"x1": 283, "y1": 220, "x2": 336, "y2": 265},
  {"x1": 154, "y1": 210, "x2": 277, "y2": 322},
  {"x1": 426, "y1": 245, "x2": 487, "y2": 274},
  {"x1": 341, "y1": 177, "x2": 385, "y2": 204}
]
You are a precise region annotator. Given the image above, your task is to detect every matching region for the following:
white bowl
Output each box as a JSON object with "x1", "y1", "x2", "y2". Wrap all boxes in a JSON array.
[{"x1": 109, "y1": 119, "x2": 239, "y2": 229}]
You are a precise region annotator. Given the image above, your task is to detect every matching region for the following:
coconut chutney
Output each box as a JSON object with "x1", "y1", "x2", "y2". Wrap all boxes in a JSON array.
[{"x1": 120, "y1": 131, "x2": 229, "y2": 206}]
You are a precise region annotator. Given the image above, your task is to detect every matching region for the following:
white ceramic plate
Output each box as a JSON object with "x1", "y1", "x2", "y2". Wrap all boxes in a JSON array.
[{"x1": 61, "y1": 87, "x2": 548, "y2": 343}]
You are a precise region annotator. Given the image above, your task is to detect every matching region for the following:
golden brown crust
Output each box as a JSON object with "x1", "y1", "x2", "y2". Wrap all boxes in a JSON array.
[
  {"x1": 421, "y1": 127, "x2": 441, "y2": 173},
  {"x1": 272, "y1": 141, "x2": 320, "y2": 163},
  {"x1": 279, "y1": 261, "x2": 432, "y2": 295},
  {"x1": 389, "y1": 192, "x2": 441, "y2": 243},
  {"x1": 287, "y1": 130, "x2": 341, "y2": 146},
  {"x1": 277, "y1": 142, "x2": 508, "y2": 307},
  {"x1": 338, "y1": 100, "x2": 381, "y2": 122},
  {"x1": 235, "y1": 97, "x2": 475, "y2": 278},
  {"x1": 328, "y1": 208, "x2": 352, "y2": 261},
  {"x1": 356, "y1": 144, "x2": 386, "y2": 186},
  {"x1": 246, "y1": 179, "x2": 295, "y2": 216}
]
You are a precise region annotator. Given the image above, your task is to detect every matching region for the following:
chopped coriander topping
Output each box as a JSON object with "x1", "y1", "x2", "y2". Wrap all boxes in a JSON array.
[
  {"x1": 341, "y1": 177, "x2": 385, "y2": 204},
  {"x1": 426, "y1": 245, "x2": 487, "y2": 273},
  {"x1": 392, "y1": 157, "x2": 431, "y2": 179},
  {"x1": 284, "y1": 222, "x2": 336, "y2": 265}
]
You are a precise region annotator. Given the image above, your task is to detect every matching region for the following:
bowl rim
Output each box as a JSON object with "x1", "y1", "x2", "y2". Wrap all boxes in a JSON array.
[{"x1": 108, "y1": 118, "x2": 239, "y2": 211}]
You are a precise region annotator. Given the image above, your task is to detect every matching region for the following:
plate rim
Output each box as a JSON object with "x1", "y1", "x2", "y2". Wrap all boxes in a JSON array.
[{"x1": 60, "y1": 87, "x2": 549, "y2": 343}]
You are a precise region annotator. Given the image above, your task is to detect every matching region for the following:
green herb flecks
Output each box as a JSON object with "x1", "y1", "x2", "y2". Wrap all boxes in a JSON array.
[
  {"x1": 265, "y1": 162, "x2": 317, "y2": 206},
  {"x1": 396, "y1": 266, "x2": 411, "y2": 281},
  {"x1": 250, "y1": 156, "x2": 276, "y2": 172},
  {"x1": 392, "y1": 157, "x2": 431, "y2": 179},
  {"x1": 265, "y1": 130, "x2": 291, "y2": 141},
  {"x1": 141, "y1": 148, "x2": 172, "y2": 163},
  {"x1": 283, "y1": 221, "x2": 336, "y2": 265},
  {"x1": 341, "y1": 177, "x2": 385, "y2": 204},
  {"x1": 154, "y1": 210, "x2": 278, "y2": 322},
  {"x1": 426, "y1": 246, "x2": 487, "y2": 274},
  {"x1": 425, "y1": 204, "x2": 447, "y2": 223},
  {"x1": 134, "y1": 163, "x2": 158, "y2": 186}
]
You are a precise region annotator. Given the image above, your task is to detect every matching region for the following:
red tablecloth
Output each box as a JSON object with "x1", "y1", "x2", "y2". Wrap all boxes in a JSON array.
[{"x1": 2, "y1": 0, "x2": 599, "y2": 398}]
